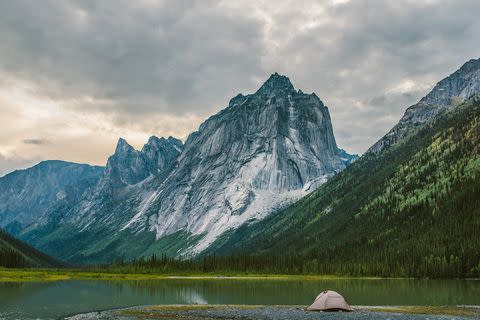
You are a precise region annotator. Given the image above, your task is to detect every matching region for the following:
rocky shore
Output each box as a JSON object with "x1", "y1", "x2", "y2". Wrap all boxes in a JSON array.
[{"x1": 67, "y1": 304, "x2": 480, "y2": 320}]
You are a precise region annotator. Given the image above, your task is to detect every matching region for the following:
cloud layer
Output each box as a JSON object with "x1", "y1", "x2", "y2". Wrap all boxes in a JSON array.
[{"x1": 0, "y1": 0, "x2": 479, "y2": 175}]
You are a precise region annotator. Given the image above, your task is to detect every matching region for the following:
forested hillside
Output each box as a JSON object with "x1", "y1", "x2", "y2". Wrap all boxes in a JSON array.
[
  {"x1": 0, "y1": 228, "x2": 62, "y2": 268},
  {"x1": 207, "y1": 97, "x2": 480, "y2": 277}
]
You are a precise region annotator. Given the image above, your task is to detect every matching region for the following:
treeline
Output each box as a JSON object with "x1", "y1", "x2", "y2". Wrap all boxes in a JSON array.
[
  {"x1": 100, "y1": 247, "x2": 479, "y2": 278},
  {"x1": 0, "y1": 249, "x2": 26, "y2": 268},
  {"x1": 104, "y1": 254, "x2": 315, "y2": 275},
  {"x1": 0, "y1": 227, "x2": 64, "y2": 268}
]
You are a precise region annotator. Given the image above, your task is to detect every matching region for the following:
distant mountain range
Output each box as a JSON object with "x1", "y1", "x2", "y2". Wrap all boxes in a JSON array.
[
  {"x1": 0, "y1": 73, "x2": 357, "y2": 264},
  {"x1": 0, "y1": 161, "x2": 104, "y2": 234}
]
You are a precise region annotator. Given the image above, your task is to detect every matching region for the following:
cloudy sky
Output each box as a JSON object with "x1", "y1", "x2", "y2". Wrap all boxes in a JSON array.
[{"x1": 0, "y1": 0, "x2": 479, "y2": 176}]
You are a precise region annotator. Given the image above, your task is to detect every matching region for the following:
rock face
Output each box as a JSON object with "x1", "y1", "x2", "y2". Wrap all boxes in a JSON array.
[
  {"x1": 99, "y1": 136, "x2": 184, "y2": 192},
  {"x1": 59, "y1": 135, "x2": 185, "y2": 232},
  {"x1": 369, "y1": 58, "x2": 480, "y2": 153},
  {"x1": 0, "y1": 161, "x2": 103, "y2": 234},
  {"x1": 0, "y1": 73, "x2": 356, "y2": 263}
]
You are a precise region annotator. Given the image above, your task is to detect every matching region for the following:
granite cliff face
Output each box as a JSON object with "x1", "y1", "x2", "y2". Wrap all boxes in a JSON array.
[
  {"x1": 369, "y1": 58, "x2": 480, "y2": 153},
  {"x1": 1, "y1": 74, "x2": 356, "y2": 263},
  {"x1": 112, "y1": 73, "x2": 355, "y2": 254}
]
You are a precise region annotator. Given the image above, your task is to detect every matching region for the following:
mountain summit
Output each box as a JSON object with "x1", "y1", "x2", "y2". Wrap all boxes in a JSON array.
[
  {"x1": 256, "y1": 72, "x2": 296, "y2": 95},
  {"x1": 99, "y1": 136, "x2": 184, "y2": 191}
]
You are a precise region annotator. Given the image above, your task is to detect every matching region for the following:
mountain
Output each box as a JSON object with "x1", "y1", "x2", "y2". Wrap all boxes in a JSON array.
[
  {"x1": 206, "y1": 71, "x2": 480, "y2": 277},
  {"x1": 13, "y1": 136, "x2": 184, "y2": 263},
  {"x1": 116, "y1": 73, "x2": 356, "y2": 255},
  {"x1": 98, "y1": 136, "x2": 184, "y2": 192},
  {"x1": 0, "y1": 228, "x2": 63, "y2": 268},
  {"x1": 0, "y1": 161, "x2": 104, "y2": 235},
  {"x1": 369, "y1": 58, "x2": 480, "y2": 153},
  {"x1": 10, "y1": 73, "x2": 355, "y2": 264}
]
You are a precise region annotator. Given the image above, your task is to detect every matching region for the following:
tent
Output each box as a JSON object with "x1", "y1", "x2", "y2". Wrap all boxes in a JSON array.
[{"x1": 306, "y1": 290, "x2": 352, "y2": 312}]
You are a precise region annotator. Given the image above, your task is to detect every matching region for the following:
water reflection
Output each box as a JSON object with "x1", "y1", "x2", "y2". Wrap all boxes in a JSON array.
[{"x1": 0, "y1": 278, "x2": 479, "y2": 319}]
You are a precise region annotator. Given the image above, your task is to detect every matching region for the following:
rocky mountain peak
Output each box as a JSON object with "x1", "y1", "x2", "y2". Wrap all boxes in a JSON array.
[
  {"x1": 102, "y1": 136, "x2": 184, "y2": 190},
  {"x1": 144, "y1": 136, "x2": 167, "y2": 151},
  {"x1": 166, "y1": 136, "x2": 184, "y2": 150},
  {"x1": 114, "y1": 73, "x2": 356, "y2": 255},
  {"x1": 142, "y1": 135, "x2": 184, "y2": 175},
  {"x1": 369, "y1": 57, "x2": 480, "y2": 153},
  {"x1": 146, "y1": 135, "x2": 163, "y2": 146},
  {"x1": 459, "y1": 58, "x2": 480, "y2": 73},
  {"x1": 115, "y1": 137, "x2": 134, "y2": 153},
  {"x1": 256, "y1": 72, "x2": 295, "y2": 96},
  {"x1": 228, "y1": 93, "x2": 249, "y2": 108},
  {"x1": 421, "y1": 57, "x2": 480, "y2": 106},
  {"x1": 142, "y1": 136, "x2": 183, "y2": 151}
]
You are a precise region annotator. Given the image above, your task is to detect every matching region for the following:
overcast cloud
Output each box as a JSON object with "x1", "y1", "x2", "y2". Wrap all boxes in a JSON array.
[{"x1": 0, "y1": 0, "x2": 479, "y2": 176}]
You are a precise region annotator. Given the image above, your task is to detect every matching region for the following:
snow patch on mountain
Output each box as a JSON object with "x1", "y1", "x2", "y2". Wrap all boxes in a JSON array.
[{"x1": 185, "y1": 174, "x2": 331, "y2": 255}]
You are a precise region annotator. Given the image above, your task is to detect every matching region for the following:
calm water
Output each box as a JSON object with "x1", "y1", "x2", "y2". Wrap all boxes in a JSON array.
[{"x1": 0, "y1": 278, "x2": 479, "y2": 319}]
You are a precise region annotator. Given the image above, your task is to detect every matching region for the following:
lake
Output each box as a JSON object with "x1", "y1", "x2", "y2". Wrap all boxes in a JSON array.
[{"x1": 0, "y1": 278, "x2": 479, "y2": 319}]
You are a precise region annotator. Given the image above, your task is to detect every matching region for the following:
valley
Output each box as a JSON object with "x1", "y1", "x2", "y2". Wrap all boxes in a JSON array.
[{"x1": 1, "y1": 2, "x2": 479, "y2": 319}]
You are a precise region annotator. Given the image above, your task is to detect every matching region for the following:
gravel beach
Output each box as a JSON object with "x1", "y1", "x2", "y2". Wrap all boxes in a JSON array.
[{"x1": 66, "y1": 305, "x2": 480, "y2": 320}]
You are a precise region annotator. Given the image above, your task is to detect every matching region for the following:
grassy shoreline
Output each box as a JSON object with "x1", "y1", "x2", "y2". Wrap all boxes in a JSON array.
[
  {"x1": 2, "y1": 268, "x2": 479, "y2": 282},
  {"x1": 0, "y1": 268, "x2": 395, "y2": 282}
]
